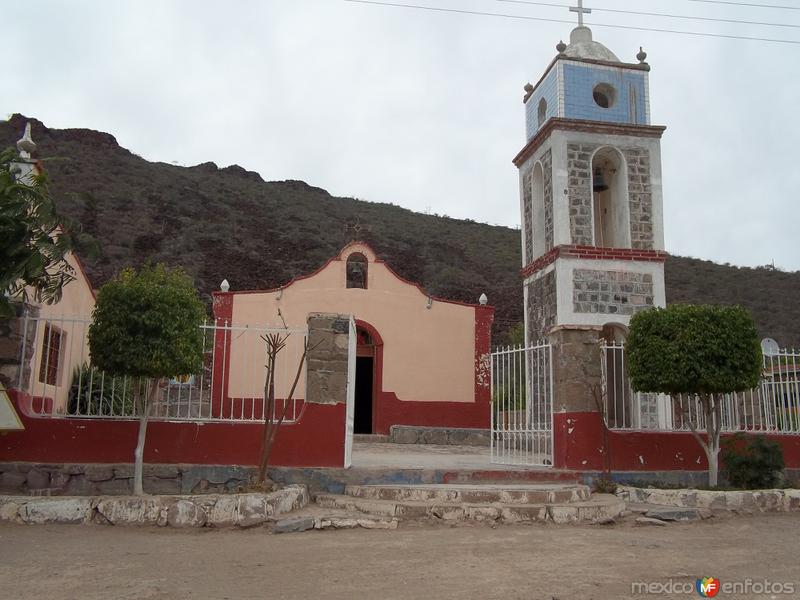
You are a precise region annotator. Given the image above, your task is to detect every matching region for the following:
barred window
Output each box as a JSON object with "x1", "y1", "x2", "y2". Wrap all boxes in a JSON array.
[{"x1": 38, "y1": 324, "x2": 64, "y2": 386}]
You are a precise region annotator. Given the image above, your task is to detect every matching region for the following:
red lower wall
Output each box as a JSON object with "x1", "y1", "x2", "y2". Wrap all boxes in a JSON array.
[
  {"x1": 3, "y1": 391, "x2": 346, "y2": 468},
  {"x1": 374, "y1": 392, "x2": 490, "y2": 435},
  {"x1": 554, "y1": 411, "x2": 800, "y2": 471}
]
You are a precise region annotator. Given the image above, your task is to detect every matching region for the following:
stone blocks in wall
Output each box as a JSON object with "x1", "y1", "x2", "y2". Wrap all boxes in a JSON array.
[
  {"x1": 573, "y1": 269, "x2": 653, "y2": 315},
  {"x1": 0, "y1": 485, "x2": 309, "y2": 528},
  {"x1": 0, "y1": 303, "x2": 38, "y2": 390},
  {"x1": 522, "y1": 166, "x2": 534, "y2": 265},
  {"x1": 567, "y1": 143, "x2": 595, "y2": 246},
  {"x1": 306, "y1": 313, "x2": 352, "y2": 405},
  {"x1": 622, "y1": 147, "x2": 654, "y2": 250},
  {"x1": 542, "y1": 149, "x2": 554, "y2": 251},
  {"x1": 526, "y1": 270, "x2": 557, "y2": 343},
  {"x1": 389, "y1": 425, "x2": 490, "y2": 447},
  {"x1": 567, "y1": 142, "x2": 655, "y2": 249},
  {"x1": 0, "y1": 462, "x2": 256, "y2": 496},
  {"x1": 549, "y1": 327, "x2": 602, "y2": 414}
]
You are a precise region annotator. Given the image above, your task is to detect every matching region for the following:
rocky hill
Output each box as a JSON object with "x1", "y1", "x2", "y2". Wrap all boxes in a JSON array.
[{"x1": 3, "y1": 114, "x2": 799, "y2": 347}]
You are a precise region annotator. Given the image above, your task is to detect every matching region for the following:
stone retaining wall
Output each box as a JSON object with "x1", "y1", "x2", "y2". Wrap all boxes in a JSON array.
[
  {"x1": 389, "y1": 425, "x2": 490, "y2": 447},
  {"x1": 0, "y1": 462, "x2": 257, "y2": 496},
  {"x1": 0, "y1": 302, "x2": 37, "y2": 389},
  {"x1": 618, "y1": 485, "x2": 800, "y2": 513},
  {"x1": 0, "y1": 485, "x2": 308, "y2": 528}
]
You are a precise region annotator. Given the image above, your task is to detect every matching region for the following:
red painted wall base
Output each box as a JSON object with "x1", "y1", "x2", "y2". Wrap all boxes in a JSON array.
[
  {"x1": 553, "y1": 411, "x2": 800, "y2": 471},
  {"x1": 373, "y1": 392, "x2": 490, "y2": 435},
  {"x1": 3, "y1": 391, "x2": 346, "y2": 468}
]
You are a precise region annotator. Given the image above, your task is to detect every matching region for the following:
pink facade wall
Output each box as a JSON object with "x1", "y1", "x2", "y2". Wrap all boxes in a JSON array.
[
  {"x1": 215, "y1": 243, "x2": 494, "y2": 432},
  {"x1": 22, "y1": 251, "x2": 96, "y2": 411}
]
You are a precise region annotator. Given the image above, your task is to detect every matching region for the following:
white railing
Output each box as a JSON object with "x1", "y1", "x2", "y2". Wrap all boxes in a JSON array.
[
  {"x1": 18, "y1": 313, "x2": 308, "y2": 423},
  {"x1": 601, "y1": 342, "x2": 800, "y2": 435},
  {"x1": 490, "y1": 342, "x2": 553, "y2": 466}
]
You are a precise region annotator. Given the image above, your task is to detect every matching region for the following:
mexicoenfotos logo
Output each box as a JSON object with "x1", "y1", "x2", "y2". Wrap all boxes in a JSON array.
[
  {"x1": 696, "y1": 577, "x2": 720, "y2": 598},
  {"x1": 632, "y1": 577, "x2": 796, "y2": 596}
]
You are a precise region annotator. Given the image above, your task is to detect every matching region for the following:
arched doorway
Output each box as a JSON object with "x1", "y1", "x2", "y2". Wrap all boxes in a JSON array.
[{"x1": 354, "y1": 322, "x2": 382, "y2": 434}]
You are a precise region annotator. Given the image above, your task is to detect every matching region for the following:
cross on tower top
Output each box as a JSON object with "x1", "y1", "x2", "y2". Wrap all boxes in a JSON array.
[{"x1": 569, "y1": 0, "x2": 591, "y2": 27}]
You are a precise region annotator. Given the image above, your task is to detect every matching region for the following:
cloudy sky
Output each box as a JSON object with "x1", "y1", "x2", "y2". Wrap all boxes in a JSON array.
[{"x1": 5, "y1": 0, "x2": 799, "y2": 270}]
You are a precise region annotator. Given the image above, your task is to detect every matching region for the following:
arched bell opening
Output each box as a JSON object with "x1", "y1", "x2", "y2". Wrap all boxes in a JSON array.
[
  {"x1": 346, "y1": 252, "x2": 368, "y2": 289},
  {"x1": 591, "y1": 147, "x2": 630, "y2": 249}
]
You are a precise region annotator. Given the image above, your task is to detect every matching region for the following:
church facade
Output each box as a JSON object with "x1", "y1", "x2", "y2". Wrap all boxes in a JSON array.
[{"x1": 213, "y1": 242, "x2": 494, "y2": 435}]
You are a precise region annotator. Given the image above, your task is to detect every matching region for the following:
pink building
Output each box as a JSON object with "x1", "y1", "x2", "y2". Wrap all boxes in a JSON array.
[{"x1": 212, "y1": 242, "x2": 494, "y2": 435}]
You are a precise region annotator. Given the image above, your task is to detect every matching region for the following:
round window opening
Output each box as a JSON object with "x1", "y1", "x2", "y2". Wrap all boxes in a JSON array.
[{"x1": 593, "y1": 83, "x2": 616, "y2": 109}]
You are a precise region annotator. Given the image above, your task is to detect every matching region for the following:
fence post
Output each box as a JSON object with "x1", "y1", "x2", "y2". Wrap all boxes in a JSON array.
[{"x1": 548, "y1": 326, "x2": 605, "y2": 470}]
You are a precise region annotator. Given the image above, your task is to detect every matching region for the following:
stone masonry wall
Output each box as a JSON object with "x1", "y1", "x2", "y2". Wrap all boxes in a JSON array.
[
  {"x1": 573, "y1": 269, "x2": 654, "y2": 315},
  {"x1": 622, "y1": 147, "x2": 654, "y2": 249},
  {"x1": 306, "y1": 313, "x2": 351, "y2": 405},
  {"x1": 0, "y1": 462, "x2": 256, "y2": 496},
  {"x1": 522, "y1": 166, "x2": 534, "y2": 265},
  {"x1": 567, "y1": 143, "x2": 594, "y2": 246},
  {"x1": 0, "y1": 303, "x2": 38, "y2": 390},
  {"x1": 526, "y1": 270, "x2": 557, "y2": 343},
  {"x1": 549, "y1": 327, "x2": 602, "y2": 414},
  {"x1": 567, "y1": 143, "x2": 654, "y2": 248},
  {"x1": 542, "y1": 149, "x2": 554, "y2": 251}
]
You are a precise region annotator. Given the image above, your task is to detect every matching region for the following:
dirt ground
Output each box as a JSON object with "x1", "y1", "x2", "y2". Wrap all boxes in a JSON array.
[{"x1": 1, "y1": 514, "x2": 798, "y2": 600}]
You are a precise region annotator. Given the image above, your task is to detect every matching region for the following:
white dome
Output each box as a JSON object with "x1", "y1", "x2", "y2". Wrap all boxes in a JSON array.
[{"x1": 562, "y1": 27, "x2": 619, "y2": 62}]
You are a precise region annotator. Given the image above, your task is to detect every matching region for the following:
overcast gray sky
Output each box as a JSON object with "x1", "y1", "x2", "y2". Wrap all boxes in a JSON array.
[{"x1": 5, "y1": 0, "x2": 799, "y2": 270}]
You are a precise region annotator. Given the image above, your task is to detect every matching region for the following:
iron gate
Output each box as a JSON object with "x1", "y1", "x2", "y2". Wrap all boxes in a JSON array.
[{"x1": 490, "y1": 342, "x2": 553, "y2": 466}]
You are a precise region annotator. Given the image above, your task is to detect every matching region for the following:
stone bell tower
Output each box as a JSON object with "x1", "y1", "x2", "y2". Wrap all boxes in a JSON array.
[{"x1": 515, "y1": 20, "x2": 667, "y2": 345}]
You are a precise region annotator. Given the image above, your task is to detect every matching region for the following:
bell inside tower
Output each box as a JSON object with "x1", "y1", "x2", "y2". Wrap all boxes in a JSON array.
[{"x1": 591, "y1": 148, "x2": 630, "y2": 249}]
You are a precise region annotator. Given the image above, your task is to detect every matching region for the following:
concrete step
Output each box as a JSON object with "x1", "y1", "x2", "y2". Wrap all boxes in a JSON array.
[
  {"x1": 352, "y1": 434, "x2": 390, "y2": 443},
  {"x1": 271, "y1": 465, "x2": 584, "y2": 496},
  {"x1": 344, "y1": 483, "x2": 591, "y2": 504},
  {"x1": 315, "y1": 493, "x2": 625, "y2": 525}
]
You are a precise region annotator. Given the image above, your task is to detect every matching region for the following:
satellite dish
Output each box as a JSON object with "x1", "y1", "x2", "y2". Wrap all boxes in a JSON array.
[{"x1": 761, "y1": 337, "x2": 780, "y2": 356}]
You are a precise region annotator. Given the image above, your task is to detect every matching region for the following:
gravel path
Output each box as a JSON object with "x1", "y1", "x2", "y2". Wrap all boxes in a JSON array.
[{"x1": 1, "y1": 514, "x2": 798, "y2": 599}]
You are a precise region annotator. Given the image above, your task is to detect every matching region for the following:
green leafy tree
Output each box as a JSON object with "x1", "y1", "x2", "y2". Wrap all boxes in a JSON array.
[
  {"x1": 626, "y1": 304, "x2": 762, "y2": 487},
  {"x1": 88, "y1": 264, "x2": 205, "y2": 495},
  {"x1": 0, "y1": 148, "x2": 74, "y2": 317}
]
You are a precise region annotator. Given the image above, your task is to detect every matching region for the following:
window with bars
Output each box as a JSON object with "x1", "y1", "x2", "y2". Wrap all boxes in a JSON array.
[{"x1": 38, "y1": 324, "x2": 64, "y2": 386}]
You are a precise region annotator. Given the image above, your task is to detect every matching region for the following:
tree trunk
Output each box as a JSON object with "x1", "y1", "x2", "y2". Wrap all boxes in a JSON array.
[
  {"x1": 707, "y1": 445, "x2": 719, "y2": 488},
  {"x1": 681, "y1": 394, "x2": 720, "y2": 489},
  {"x1": 133, "y1": 412, "x2": 148, "y2": 496},
  {"x1": 133, "y1": 378, "x2": 158, "y2": 496},
  {"x1": 700, "y1": 393, "x2": 723, "y2": 489}
]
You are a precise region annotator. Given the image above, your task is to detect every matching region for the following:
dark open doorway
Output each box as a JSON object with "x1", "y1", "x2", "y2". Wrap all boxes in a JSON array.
[{"x1": 354, "y1": 356, "x2": 374, "y2": 434}]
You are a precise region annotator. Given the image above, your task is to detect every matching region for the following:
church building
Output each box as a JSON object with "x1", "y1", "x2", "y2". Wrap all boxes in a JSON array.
[{"x1": 213, "y1": 242, "x2": 494, "y2": 436}]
